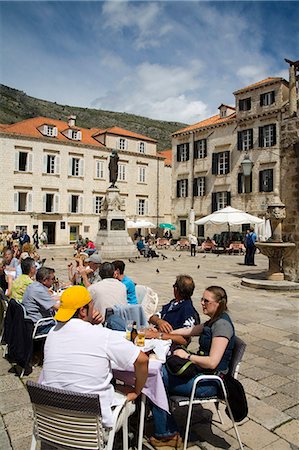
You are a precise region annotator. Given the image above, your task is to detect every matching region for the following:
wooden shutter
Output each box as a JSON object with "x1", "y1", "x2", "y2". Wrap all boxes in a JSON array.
[
  {"x1": 193, "y1": 178, "x2": 198, "y2": 197},
  {"x1": 43, "y1": 194, "x2": 46, "y2": 213},
  {"x1": 14, "y1": 192, "x2": 18, "y2": 211},
  {"x1": 260, "y1": 94, "x2": 264, "y2": 107},
  {"x1": 136, "y1": 199, "x2": 139, "y2": 214},
  {"x1": 239, "y1": 100, "x2": 243, "y2": 111},
  {"x1": 268, "y1": 169, "x2": 274, "y2": 192},
  {"x1": 79, "y1": 159, "x2": 84, "y2": 177},
  {"x1": 259, "y1": 171, "x2": 263, "y2": 192},
  {"x1": 55, "y1": 156, "x2": 60, "y2": 174},
  {"x1": 77, "y1": 131, "x2": 82, "y2": 141},
  {"x1": 185, "y1": 180, "x2": 188, "y2": 197},
  {"x1": 249, "y1": 172, "x2": 253, "y2": 192},
  {"x1": 177, "y1": 145, "x2": 181, "y2": 162},
  {"x1": 212, "y1": 193, "x2": 217, "y2": 212},
  {"x1": 176, "y1": 180, "x2": 180, "y2": 198},
  {"x1": 79, "y1": 196, "x2": 83, "y2": 213},
  {"x1": 204, "y1": 139, "x2": 207, "y2": 158},
  {"x1": 194, "y1": 142, "x2": 198, "y2": 159},
  {"x1": 145, "y1": 200, "x2": 148, "y2": 215},
  {"x1": 225, "y1": 151, "x2": 230, "y2": 174},
  {"x1": 272, "y1": 124, "x2": 277, "y2": 146},
  {"x1": 249, "y1": 129, "x2": 253, "y2": 149},
  {"x1": 237, "y1": 131, "x2": 243, "y2": 151},
  {"x1": 93, "y1": 197, "x2": 97, "y2": 214},
  {"x1": 212, "y1": 153, "x2": 218, "y2": 174},
  {"x1": 43, "y1": 155, "x2": 47, "y2": 173},
  {"x1": 226, "y1": 191, "x2": 231, "y2": 206},
  {"x1": 68, "y1": 195, "x2": 72, "y2": 213},
  {"x1": 186, "y1": 144, "x2": 190, "y2": 161},
  {"x1": 68, "y1": 157, "x2": 72, "y2": 176},
  {"x1": 271, "y1": 91, "x2": 275, "y2": 104},
  {"x1": 15, "y1": 152, "x2": 19, "y2": 171},
  {"x1": 27, "y1": 153, "x2": 33, "y2": 172},
  {"x1": 203, "y1": 177, "x2": 206, "y2": 196},
  {"x1": 238, "y1": 173, "x2": 243, "y2": 193},
  {"x1": 53, "y1": 127, "x2": 58, "y2": 137},
  {"x1": 27, "y1": 193, "x2": 33, "y2": 212},
  {"x1": 258, "y1": 127, "x2": 264, "y2": 147},
  {"x1": 54, "y1": 194, "x2": 59, "y2": 213}
]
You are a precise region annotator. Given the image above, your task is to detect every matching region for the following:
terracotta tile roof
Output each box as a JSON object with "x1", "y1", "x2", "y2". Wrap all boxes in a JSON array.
[
  {"x1": 158, "y1": 149, "x2": 172, "y2": 166},
  {"x1": 0, "y1": 117, "x2": 106, "y2": 147},
  {"x1": 234, "y1": 77, "x2": 286, "y2": 94},
  {"x1": 173, "y1": 113, "x2": 236, "y2": 135},
  {"x1": 94, "y1": 126, "x2": 157, "y2": 143},
  {"x1": 218, "y1": 104, "x2": 236, "y2": 110}
]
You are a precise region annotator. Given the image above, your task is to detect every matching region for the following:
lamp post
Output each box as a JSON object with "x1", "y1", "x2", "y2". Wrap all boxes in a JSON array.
[{"x1": 241, "y1": 154, "x2": 253, "y2": 177}]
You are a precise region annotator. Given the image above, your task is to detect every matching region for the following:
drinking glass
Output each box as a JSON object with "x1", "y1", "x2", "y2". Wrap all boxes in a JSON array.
[
  {"x1": 126, "y1": 321, "x2": 133, "y2": 340},
  {"x1": 136, "y1": 326, "x2": 146, "y2": 347}
]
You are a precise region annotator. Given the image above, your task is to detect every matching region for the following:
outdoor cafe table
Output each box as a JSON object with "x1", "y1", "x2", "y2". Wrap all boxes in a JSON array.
[{"x1": 112, "y1": 335, "x2": 171, "y2": 450}]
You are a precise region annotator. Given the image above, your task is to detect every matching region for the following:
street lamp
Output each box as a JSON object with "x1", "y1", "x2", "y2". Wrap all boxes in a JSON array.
[{"x1": 241, "y1": 154, "x2": 253, "y2": 177}]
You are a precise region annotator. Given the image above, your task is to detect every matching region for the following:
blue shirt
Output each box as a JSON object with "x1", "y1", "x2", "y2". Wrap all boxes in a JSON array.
[
  {"x1": 121, "y1": 275, "x2": 138, "y2": 305},
  {"x1": 22, "y1": 281, "x2": 56, "y2": 323}
]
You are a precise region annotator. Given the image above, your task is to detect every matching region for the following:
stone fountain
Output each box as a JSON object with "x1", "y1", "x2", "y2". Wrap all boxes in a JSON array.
[{"x1": 255, "y1": 192, "x2": 295, "y2": 282}]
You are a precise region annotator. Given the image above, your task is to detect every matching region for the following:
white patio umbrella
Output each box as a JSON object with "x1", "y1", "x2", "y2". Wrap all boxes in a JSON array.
[
  {"x1": 127, "y1": 220, "x2": 156, "y2": 228},
  {"x1": 194, "y1": 206, "x2": 264, "y2": 226}
]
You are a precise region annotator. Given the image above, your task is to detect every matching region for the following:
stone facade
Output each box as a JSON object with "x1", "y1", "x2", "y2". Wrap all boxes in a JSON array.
[
  {"x1": 172, "y1": 78, "x2": 289, "y2": 238},
  {"x1": 0, "y1": 117, "x2": 172, "y2": 244},
  {"x1": 280, "y1": 115, "x2": 299, "y2": 281}
]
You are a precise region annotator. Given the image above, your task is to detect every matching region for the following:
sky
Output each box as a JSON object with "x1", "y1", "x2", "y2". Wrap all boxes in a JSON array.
[{"x1": 0, "y1": 0, "x2": 298, "y2": 124}]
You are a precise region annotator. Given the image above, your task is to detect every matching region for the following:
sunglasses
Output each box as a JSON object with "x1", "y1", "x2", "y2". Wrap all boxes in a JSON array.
[{"x1": 201, "y1": 297, "x2": 215, "y2": 305}]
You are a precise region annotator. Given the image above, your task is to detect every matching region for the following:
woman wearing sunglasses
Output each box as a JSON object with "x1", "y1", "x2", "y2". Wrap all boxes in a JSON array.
[{"x1": 146, "y1": 285, "x2": 235, "y2": 449}]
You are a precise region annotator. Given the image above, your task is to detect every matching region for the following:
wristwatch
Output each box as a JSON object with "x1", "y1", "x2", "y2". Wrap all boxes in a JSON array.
[{"x1": 187, "y1": 354, "x2": 192, "y2": 361}]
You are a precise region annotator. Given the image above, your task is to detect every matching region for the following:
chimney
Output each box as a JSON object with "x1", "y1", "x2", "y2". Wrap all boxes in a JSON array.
[{"x1": 68, "y1": 115, "x2": 76, "y2": 128}]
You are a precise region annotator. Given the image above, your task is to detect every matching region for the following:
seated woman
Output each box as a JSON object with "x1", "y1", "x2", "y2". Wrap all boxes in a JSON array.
[{"x1": 145, "y1": 285, "x2": 235, "y2": 449}]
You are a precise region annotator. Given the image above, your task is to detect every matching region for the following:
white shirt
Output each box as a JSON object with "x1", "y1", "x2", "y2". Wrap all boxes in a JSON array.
[
  {"x1": 42, "y1": 319, "x2": 140, "y2": 427},
  {"x1": 189, "y1": 234, "x2": 198, "y2": 245},
  {"x1": 88, "y1": 278, "x2": 127, "y2": 316}
]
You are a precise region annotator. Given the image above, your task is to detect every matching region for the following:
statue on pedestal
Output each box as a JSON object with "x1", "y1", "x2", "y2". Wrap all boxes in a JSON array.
[{"x1": 108, "y1": 150, "x2": 119, "y2": 187}]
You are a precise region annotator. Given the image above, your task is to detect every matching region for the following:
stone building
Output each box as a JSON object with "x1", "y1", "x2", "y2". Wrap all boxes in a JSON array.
[
  {"x1": 0, "y1": 116, "x2": 171, "y2": 244},
  {"x1": 172, "y1": 77, "x2": 289, "y2": 238},
  {"x1": 280, "y1": 60, "x2": 299, "y2": 282}
]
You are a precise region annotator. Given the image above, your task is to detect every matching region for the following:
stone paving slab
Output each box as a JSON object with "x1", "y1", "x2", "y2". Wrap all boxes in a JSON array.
[
  {"x1": 0, "y1": 430, "x2": 12, "y2": 450},
  {"x1": 0, "y1": 388, "x2": 31, "y2": 415},
  {"x1": 263, "y1": 438, "x2": 298, "y2": 450},
  {"x1": 260, "y1": 374, "x2": 290, "y2": 389},
  {"x1": 276, "y1": 381, "x2": 299, "y2": 397},
  {"x1": 0, "y1": 375, "x2": 23, "y2": 393},
  {"x1": 274, "y1": 419, "x2": 299, "y2": 446},
  {"x1": 284, "y1": 404, "x2": 299, "y2": 419},
  {"x1": 243, "y1": 366, "x2": 272, "y2": 381},
  {"x1": 227, "y1": 420, "x2": 279, "y2": 449},
  {"x1": 263, "y1": 392, "x2": 299, "y2": 411},
  {"x1": 241, "y1": 378, "x2": 276, "y2": 399},
  {"x1": 3, "y1": 406, "x2": 33, "y2": 442},
  {"x1": 247, "y1": 396, "x2": 291, "y2": 430}
]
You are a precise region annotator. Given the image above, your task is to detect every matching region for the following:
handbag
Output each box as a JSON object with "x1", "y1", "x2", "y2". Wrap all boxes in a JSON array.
[
  {"x1": 223, "y1": 374, "x2": 248, "y2": 422},
  {"x1": 166, "y1": 345, "x2": 199, "y2": 379}
]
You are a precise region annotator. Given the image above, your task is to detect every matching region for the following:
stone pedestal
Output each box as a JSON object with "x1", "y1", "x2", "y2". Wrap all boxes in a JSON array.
[{"x1": 96, "y1": 187, "x2": 138, "y2": 259}]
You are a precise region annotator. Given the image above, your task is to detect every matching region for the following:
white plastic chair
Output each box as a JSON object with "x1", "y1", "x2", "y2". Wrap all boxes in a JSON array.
[
  {"x1": 27, "y1": 380, "x2": 130, "y2": 450},
  {"x1": 32, "y1": 317, "x2": 56, "y2": 340},
  {"x1": 140, "y1": 286, "x2": 159, "y2": 320},
  {"x1": 170, "y1": 336, "x2": 246, "y2": 450}
]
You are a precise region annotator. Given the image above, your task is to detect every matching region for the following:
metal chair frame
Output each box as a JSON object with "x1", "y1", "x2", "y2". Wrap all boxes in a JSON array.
[
  {"x1": 27, "y1": 381, "x2": 129, "y2": 450},
  {"x1": 170, "y1": 336, "x2": 246, "y2": 450}
]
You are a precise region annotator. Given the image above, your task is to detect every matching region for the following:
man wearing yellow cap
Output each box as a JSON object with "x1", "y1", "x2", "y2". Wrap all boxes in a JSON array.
[{"x1": 41, "y1": 286, "x2": 148, "y2": 429}]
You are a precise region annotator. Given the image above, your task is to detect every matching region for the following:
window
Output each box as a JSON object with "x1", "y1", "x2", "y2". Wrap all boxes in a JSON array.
[
  {"x1": 95, "y1": 160, "x2": 104, "y2": 179},
  {"x1": 194, "y1": 139, "x2": 207, "y2": 159},
  {"x1": 93, "y1": 196, "x2": 103, "y2": 214},
  {"x1": 43, "y1": 154, "x2": 60, "y2": 174},
  {"x1": 69, "y1": 157, "x2": 84, "y2": 177},
  {"x1": 176, "y1": 179, "x2": 188, "y2": 198},
  {"x1": 118, "y1": 138, "x2": 127, "y2": 150},
  {"x1": 68, "y1": 129, "x2": 82, "y2": 141},
  {"x1": 136, "y1": 199, "x2": 148, "y2": 216},
  {"x1": 43, "y1": 125, "x2": 58, "y2": 137},
  {"x1": 69, "y1": 195, "x2": 83, "y2": 213},
  {"x1": 259, "y1": 124, "x2": 276, "y2": 147},
  {"x1": 42, "y1": 193, "x2": 59, "y2": 213},
  {"x1": 14, "y1": 192, "x2": 32, "y2": 212},
  {"x1": 212, "y1": 191, "x2": 231, "y2": 212},
  {"x1": 180, "y1": 220, "x2": 187, "y2": 237},
  {"x1": 238, "y1": 173, "x2": 252, "y2": 193},
  {"x1": 138, "y1": 166, "x2": 146, "y2": 183},
  {"x1": 193, "y1": 177, "x2": 206, "y2": 197},
  {"x1": 259, "y1": 169, "x2": 273, "y2": 192},
  {"x1": 15, "y1": 151, "x2": 32, "y2": 172},
  {"x1": 138, "y1": 142, "x2": 145, "y2": 153},
  {"x1": 177, "y1": 143, "x2": 189, "y2": 162},
  {"x1": 237, "y1": 129, "x2": 253, "y2": 151},
  {"x1": 118, "y1": 164, "x2": 126, "y2": 181},
  {"x1": 260, "y1": 91, "x2": 275, "y2": 107},
  {"x1": 239, "y1": 97, "x2": 251, "y2": 111},
  {"x1": 212, "y1": 151, "x2": 230, "y2": 175}
]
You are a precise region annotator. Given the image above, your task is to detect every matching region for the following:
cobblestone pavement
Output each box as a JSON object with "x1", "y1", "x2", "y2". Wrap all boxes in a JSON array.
[{"x1": 0, "y1": 246, "x2": 298, "y2": 450}]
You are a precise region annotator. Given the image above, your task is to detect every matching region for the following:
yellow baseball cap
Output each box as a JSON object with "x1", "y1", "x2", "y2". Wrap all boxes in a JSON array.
[{"x1": 55, "y1": 286, "x2": 92, "y2": 322}]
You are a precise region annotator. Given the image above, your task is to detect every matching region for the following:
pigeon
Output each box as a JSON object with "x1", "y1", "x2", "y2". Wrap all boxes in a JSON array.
[
  {"x1": 156, "y1": 268, "x2": 160, "y2": 273},
  {"x1": 51, "y1": 257, "x2": 54, "y2": 261},
  {"x1": 128, "y1": 258, "x2": 136, "y2": 263},
  {"x1": 64, "y1": 258, "x2": 67, "y2": 261},
  {"x1": 173, "y1": 257, "x2": 177, "y2": 261},
  {"x1": 197, "y1": 265, "x2": 200, "y2": 269},
  {"x1": 178, "y1": 254, "x2": 181, "y2": 258},
  {"x1": 217, "y1": 254, "x2": 220, "y2": 257},
  {"x1": 161, "y1": 254, "x2": 168, "y2": 259},
  {"x1": 202, "y1": 255, "x2": 206, "y2": 259}
]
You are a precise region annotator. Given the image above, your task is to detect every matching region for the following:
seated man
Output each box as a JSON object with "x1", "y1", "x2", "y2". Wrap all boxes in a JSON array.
[
  {"x1": 10, "y1": 257, "x2": 36, "y2": 302},
  {"x1": 77, "y1": 253, "x2": 102, "y2": 288},
  {"x1": 41, "y1": 286, "x2": 148, "y2": 429},
  {"x1": 149, "y1": 275, "x2": 200, "y2": 332},
  {"x1": 22, "y1": 266, "x2": 58, "y2": 334},
  {"x1": 113, "y1": 260, "x2": 138, "y2": 305},
  {"x1": 88, "y1": 262, "x2": 127, "y2": 316},
  {"x1": 136, "y1": 237, "x2": 145, "y2": 256}
]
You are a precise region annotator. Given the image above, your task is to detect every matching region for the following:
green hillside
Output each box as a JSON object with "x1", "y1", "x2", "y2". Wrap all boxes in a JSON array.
[{"x1": 0, "y1": 84, "x2": 187, "y2": 151}]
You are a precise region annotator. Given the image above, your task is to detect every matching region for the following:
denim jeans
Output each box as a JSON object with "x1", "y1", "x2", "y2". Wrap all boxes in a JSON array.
[{"x1": 151, "y1": 365, "x2": 220, "y2": 438}]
